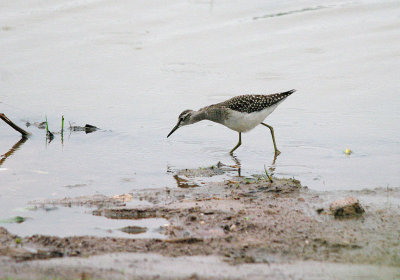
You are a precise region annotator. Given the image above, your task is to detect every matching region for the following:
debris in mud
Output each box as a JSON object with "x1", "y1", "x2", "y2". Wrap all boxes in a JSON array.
[
  {"x1": 165, "y1": 237, "x2": 203, "y2": 244},
  {"x1": 173, "y1": 175, "x2": 199, "y2": 188},
  {"x1": 263, "y1": 165, "x2": 274, "y2": 183},
  {"x1": 26, "y1": 121, "x2": 46, "y2": 129},
  {"x1": 0, "y1": 216, "x2": 26, "y2": 224},
  {"x1": 45, "y1": 116, "x2": 55, "y2": 143},
  {"x1": 28, "y1": 205, "x2": 58, "y2": 212},
  {"x1": 329, "y1": 197, "x2": 365, "y2": 218},
  {"x1": 176, "y1": 165, "x2": 224, "y2": 178},
  {"x1": 93, "y1": 207, "x2": 176, "y2": 220},
  {"x1": 171, "y1": 162, "x2": 241, "y2": 189},
  {"x1": 46, "y1": 130, "x2": 54, "y2": 142},
  {"x1": 30, "y1": 194, "x2": 127, "y2": 208},
  {"x1": 119, "y1": 226, "x2": 147, "y2": 234},
  {"x1": 24, "y1": 118, "x2": 99, "y2": 142},
  {"x1": 62, "y1": 183, "x2": 87, "y2": 189},
  {"x1": 112, "y1": 193, "x2": 134, "y2": 202},
  {"x1": 176, "y1": 162, "x2": 238, "y2": 178},
  {"x1": 233, "y1": 176, "x2": 302, "y2": 194},
  {"x1": 69, "y1": 123, "x2": 99, "y2": 134},
  {"x1": 84, "y1": 124, "x2": 98, "y2": 133},
  {"x1": 0, "y1": 245, "x2": 64, "y2": 262}
]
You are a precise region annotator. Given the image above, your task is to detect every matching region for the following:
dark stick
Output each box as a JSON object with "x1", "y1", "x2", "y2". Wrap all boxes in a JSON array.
[{"x1": 0, "y1": 113, "x2": 31, "y2": 138}]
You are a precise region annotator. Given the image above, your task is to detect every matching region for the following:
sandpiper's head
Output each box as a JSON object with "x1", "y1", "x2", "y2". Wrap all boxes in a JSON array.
[{"x1": 167, "y1": 109, "x2": 194, "y2": 138}]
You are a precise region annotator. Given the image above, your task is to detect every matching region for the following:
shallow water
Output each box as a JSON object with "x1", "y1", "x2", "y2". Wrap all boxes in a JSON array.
[{"x1": 1, "y1": 0, "x2": 399, "y2": 237}]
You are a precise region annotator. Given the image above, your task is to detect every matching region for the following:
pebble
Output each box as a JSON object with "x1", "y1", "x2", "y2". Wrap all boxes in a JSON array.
[{"x1": 329, "y1": 197, "x2": 365, "y2": 218}]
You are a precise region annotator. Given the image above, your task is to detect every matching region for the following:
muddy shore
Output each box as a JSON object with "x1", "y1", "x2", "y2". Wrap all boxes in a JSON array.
[{"x1": 0, "y1": 166, "x2": 399, "y2": 279}]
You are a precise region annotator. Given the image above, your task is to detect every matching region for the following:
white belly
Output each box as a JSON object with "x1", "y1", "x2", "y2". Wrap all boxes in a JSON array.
[{"x1": 223, "y1": 104, "x2": 279, "y2": 133}]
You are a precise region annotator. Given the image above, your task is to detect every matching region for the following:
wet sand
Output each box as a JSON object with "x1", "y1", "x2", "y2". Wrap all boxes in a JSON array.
[{"x1": 1, "y1": 168, "x2": 399, "y2": 279}]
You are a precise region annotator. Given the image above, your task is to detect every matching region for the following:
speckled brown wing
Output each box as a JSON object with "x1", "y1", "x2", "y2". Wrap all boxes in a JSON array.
[{"x1": 221, "y1": 89, "x2": 295, "y2": 113}]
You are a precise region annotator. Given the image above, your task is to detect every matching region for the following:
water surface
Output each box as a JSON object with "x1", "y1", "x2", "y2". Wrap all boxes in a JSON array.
[{"x1": 1, "y1": 0, "x2": 399, "y2": 237}]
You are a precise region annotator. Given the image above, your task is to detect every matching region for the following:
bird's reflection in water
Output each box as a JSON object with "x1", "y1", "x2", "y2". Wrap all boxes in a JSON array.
[
  {"x1": 173, "y1": 174, "x2": 199, "y2": 188},
  {"x1": 231, "y1": 152, "x2": 279, "y2": 179},
  {"x1": 230, "y1": 152, "x2": 279, "y2": 178},
  {"x1": 268, "y1": 154, "x2": 278, "y2": 174},
  {"x1": 172, "y1": 152, "x2": 279, "y2": 188},
  {"x1": 230, "y1": 154, "x2": 241, "y2": 177},
  {"x1": 0, "y1": 137, "x2": 28, "y2": 167},
  {"x1": 172, "y1": 160, "x2": 240, "y2": 189}
]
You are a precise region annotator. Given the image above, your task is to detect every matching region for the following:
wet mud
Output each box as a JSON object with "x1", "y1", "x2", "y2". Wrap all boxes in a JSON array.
[{"x1": 0, "y1": 166, "x2": 399, "y2": 279}]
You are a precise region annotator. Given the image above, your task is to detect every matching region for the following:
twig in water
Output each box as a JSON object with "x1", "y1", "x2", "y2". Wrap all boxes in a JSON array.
[{"x1": 0, "y1": 113, "x2": 31, "y2": 138}]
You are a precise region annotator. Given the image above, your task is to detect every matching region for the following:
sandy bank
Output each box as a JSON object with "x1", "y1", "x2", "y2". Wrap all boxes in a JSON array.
[{"x1": 1, "y1": 167, "x2": 399, "y2": 279}]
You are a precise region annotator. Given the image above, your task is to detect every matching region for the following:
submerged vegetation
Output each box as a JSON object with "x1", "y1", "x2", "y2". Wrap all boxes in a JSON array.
[
  {"x1": 0, "y1": 114, "x2": 100, "y2": 167},
  {"x1": 0, "y1": 113, "x2": 98, "y2": 144}
]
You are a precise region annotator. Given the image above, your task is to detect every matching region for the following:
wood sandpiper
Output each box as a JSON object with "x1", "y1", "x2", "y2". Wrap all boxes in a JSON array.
[{"x1": 167, "y1": 89, "x2": 295, "y2": 155}]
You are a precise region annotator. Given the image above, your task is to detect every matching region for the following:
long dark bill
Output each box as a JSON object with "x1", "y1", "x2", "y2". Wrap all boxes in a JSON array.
[{"x1": 167, "y1": 120, "x2": 181, "y2": 138}]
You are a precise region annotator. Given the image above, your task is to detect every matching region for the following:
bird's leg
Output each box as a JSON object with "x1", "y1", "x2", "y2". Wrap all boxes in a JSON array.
[
  {"x1": 261, "y1": 123, "x2": 281, "y2": 156},
  {"x1": 230, "y1": 132, "x2": 242, "y2": 154}
]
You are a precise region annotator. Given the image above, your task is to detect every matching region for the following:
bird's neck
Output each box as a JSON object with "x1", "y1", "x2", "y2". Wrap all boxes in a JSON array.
[
  {"x1": 189, "y1": 110, "x2": 208, "y2": 124},
  {"x1": 190, "y1": 107, "x2": 228, "y2": 125}
]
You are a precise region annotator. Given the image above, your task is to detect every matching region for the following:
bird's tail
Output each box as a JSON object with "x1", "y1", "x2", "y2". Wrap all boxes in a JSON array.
[
  {"x1": 273, "y1": 89, "x2": 296, "y2": 103},
  {"x1": 265, "y1": 89, "x2": 296, "y2": 107},
  {"x1": 281, "y1": 89, "x2": 296, "y2": 96}
]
